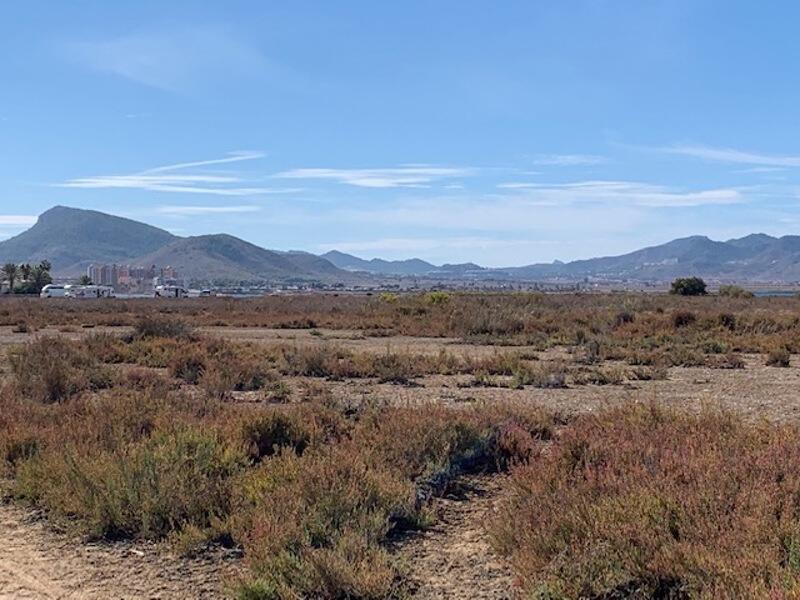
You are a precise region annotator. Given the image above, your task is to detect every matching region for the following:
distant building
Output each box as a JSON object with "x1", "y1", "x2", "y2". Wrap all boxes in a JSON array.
[{"x1": 86, "y1": 263, "x2": 180, "y2": 293}]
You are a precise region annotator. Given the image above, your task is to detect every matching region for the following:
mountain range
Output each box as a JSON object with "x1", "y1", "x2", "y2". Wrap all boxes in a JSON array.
[
  {"x1": 498, "y1": 234, "x2": 800, "y2": 282},
  {"x1": 321, "y1": 250, "x2": 485, "y2": 277},
  {"x1": 1, "y1": 206, "x2": 799, "y2": 284}
]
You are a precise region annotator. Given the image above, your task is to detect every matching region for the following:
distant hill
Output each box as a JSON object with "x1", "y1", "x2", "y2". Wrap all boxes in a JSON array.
[
  {"x1": 0, "y1": 206, "x2": 176, "y2": 275},
  {"x1": 135, "y1": 235, "x2": 356, "y2": 283},
  {"x1": 501, "y1": 234, "x2": 800, "y2": 282},
  {"x1": 321, "y1": 250, "x2": 486, "y2": 277},
  {"x1": 280, "y1": 251, "x2": 350, "y2": 278},
  {"x1": 0, "y1": 206, "x2": 355, "y2": 284}
]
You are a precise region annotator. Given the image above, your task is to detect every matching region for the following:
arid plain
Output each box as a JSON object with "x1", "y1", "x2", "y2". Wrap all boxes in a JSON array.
[{"x1": 3, "y1": 292, "x2": 800, "y2": 599}]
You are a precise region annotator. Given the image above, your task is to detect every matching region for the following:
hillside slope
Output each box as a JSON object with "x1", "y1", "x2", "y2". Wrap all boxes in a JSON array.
[
  {"x1": 135, "y1": 235, "x2": 354, "y2": 283},
  {"x1": 0, "y1": 206, "x2": 177, "y2": 275},
  {"x1": 503, "y1": 234, "x2": 800, "y2": 282}
]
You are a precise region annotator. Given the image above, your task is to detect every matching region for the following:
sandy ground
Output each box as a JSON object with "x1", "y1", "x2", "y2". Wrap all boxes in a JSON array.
[
  {"x1": 268, "y1": 354, "x2": 800, "y2": 422},
  {"x1": 393, "y1": 473, "x2": 514, "y2": 599},
  {"x1": 0, "y1": 503, "x2": 238, "y2": 599}
]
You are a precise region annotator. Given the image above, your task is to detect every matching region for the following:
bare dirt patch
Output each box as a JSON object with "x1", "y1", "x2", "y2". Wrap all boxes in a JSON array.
[
  {"x1": 393, "y1": 473, "x2": 514, "y2": 599},
  {"x1": 0, "y1": 503, "x2": 237, "y2": 599}
]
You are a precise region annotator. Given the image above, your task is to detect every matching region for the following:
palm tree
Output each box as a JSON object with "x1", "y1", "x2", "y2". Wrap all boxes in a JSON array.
[
  {"x1": 2, "y1": 263, "x2": 18, "y2": 293},
  {"x1": 78, "y1": 275, "x2": 93, "y2": 285},
  {"x1": 19, "y1": 263, "x2": 32, "y2": 282},
  {"x1": 31, "y1": 262, "x2": 53, "y2": 294}
]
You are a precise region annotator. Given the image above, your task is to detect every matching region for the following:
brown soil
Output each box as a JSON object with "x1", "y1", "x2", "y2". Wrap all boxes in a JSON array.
[
  {"x1": 0, "y1": 503, "x2": 237, "y2": 599},
  {"x1": 394, "y1": 473, "x2": 514, "y2": 599}
]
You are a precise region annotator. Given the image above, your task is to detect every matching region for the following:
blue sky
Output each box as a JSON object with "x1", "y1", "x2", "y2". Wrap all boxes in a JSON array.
[{"x1": 2, "y1": 1, "x2": 800, "y2": 267}]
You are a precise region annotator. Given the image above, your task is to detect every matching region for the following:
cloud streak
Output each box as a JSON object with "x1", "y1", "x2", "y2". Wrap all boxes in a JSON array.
[
  {"x1": 530, "y1": 154, "x2": 606, "y2": 166},
  {"x1": 156, "y1": 205, "x2": 261, "y2": 215},
  {"x1": 58, "y1": 152, "x2": 301, "y2": 197},
  {"x1": 663, "y1": 144, "x2": 800, "y2": 167},
  {"x1": 274, "y1": 166, "x2": 470, "y2": 188},
  {"x1": 317, "y1": 237, "x2": 563, "y2": 253},
  {"x1": 145, "y1": 151, "x2": 265, "y2": 173},
  {"x1": 496, "y1": 180, "x2": 743, "y2": 207}
]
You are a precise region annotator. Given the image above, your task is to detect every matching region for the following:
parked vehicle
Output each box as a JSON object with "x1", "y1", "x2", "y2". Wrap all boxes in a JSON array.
[
  {"x1": 155, "y1": 285, "x2": 188, "y2": 298},
  {"x1": 40, "y1": 284, "x2": 67, "y2": 298},
  {"x1": 64, "y1": 285, "x2": 115, "y2": 299}
]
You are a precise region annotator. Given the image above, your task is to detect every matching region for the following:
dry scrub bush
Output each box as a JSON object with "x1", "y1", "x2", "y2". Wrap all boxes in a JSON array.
[
  {"x1": 1, "y1": 358, "x2": 556, "y2": 600},
  {"x1": 718, "y1": 284, "x2": 754, "y2": 298},
  {"x1": 9, "y1": 337, "x2": 114, "y2": 403},
  {"x1": 132, "y1": 315, "x2": 194, "y2": 340},
  {"x1": 16, "y1": 426, "x2": 245, "y2": 539},
  {"x1": 3, "y1": 388, "x2": 244, "y2": 538},
  {"x1": 231, "y1": 403, "x2": 555, "y2": 599},
  {"x1": 671, "y1": 309, "x2": 697, "y2": 328},
  {"x1": 2, "y1": 293, "x2": 798, "y2": 364},
  {"x1": 231, "y1": 444, "x2": 411, "y2": 600},
  {"x1": 491, "y1": 403, "x2": 800, "y2": 598},
  {"x1": 766, "y1": 345, "x2": 791, "y2": 368}
]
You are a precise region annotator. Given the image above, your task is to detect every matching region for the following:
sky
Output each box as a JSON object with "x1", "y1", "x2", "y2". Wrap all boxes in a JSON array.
[{"x1": 2, "y1": 1, "x2": 800, "y2": 267}]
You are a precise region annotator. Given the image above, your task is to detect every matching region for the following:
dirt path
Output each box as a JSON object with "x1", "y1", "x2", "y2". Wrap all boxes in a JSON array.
[
  {"x1": 0, "y1": 503, "x2": 236, "y2": 599},
  {"x1": 396, "y1": 473, "x2": 514, "y2": 599}
]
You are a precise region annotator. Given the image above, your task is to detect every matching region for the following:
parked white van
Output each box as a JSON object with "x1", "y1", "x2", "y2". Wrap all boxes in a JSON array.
[{"x1": 40, "y1": 284, "x2": 67, "y2": 298}]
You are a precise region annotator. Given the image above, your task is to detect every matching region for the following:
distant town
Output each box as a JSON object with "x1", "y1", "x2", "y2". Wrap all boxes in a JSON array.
[{"x1": 84, "y1": 263, "x2": 182, "y2": 294}]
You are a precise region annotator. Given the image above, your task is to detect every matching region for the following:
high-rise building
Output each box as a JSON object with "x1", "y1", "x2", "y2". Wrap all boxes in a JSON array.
[{"x1": 85, "y1": 263, "x2": 178, "y2": 292}]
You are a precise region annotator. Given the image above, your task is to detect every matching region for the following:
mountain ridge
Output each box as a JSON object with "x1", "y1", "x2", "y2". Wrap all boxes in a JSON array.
[
  {"x1": 0, "y1": 207, "x2": 352, "y2": 283},
  {"x1": 0, "y1": 206, "x2": 177, "y2": 274},
  {"x1": 2, "y1": 207, "x2": 800, "y2": 283}
]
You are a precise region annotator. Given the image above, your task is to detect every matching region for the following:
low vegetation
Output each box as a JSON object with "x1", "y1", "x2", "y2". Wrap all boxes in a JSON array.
[
  {"x1": 0, "y1": 370, "x2": 553, "y2": 598},
  {"x1": 491, "y1": 403, "x2": 800, "y2": 597},
  {"x1": 4, "y1": 292, "x2": 800, "y2": 598}
]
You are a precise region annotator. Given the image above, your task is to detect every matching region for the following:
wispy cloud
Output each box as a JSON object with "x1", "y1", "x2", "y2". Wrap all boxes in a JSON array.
[
  {"x1": 318, "y1": 237, "x2": 562, "y2": 253},
  {"x1": 738, "y1": 166, "x2": 787, "y2": 173},
  {"x1": 145, "y1": 152, "x2": 264, "y2": 173},
  {"x1": 530, "y1": 154, "x2": 606, "y2": 166},
  {"x1": 274, "y1": 166, "x2": 470, "y2": 188},
  {"x1": 496, "y1": 180, "x2": 743, "y2": 207},
  {"x1": 66, "y1": 26, "x2": 270, "y2": 92},
  {"x1": 58, "y1": 151, "x2": 300, "y2": 197},
  {"x1": 663, "y1": 144, "x2": 800, "y2": 167},
  {"x1": 0, "y1": 215, "x2": 37, "y2": 227},
  {"x1": 156, "y1": 205, "x2": 261, "y2": 215},
  {"x1": 317, "y1": 180, "x2": 745, "y2": 242}
]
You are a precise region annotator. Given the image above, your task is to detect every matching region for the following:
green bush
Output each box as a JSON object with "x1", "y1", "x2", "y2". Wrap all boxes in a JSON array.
[
  {"x1": 670, "y1": 277, "x2": 707, "y2": 296},
  {"x1": 425, "y1": 291, "x2": 451, "y2": 305}
]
